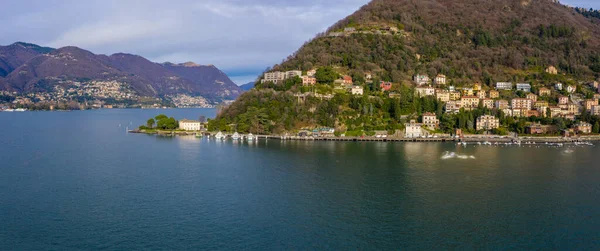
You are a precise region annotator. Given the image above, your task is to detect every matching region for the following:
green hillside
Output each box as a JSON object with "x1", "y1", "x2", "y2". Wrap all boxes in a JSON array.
[{"x1": 209, "y1": 0, "x2": 600, "y2": 135}]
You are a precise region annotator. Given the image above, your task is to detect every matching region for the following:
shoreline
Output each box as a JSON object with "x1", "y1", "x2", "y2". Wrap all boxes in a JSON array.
[{"x1": 129, "y1": 130, "x2": 600, "y2": 143}]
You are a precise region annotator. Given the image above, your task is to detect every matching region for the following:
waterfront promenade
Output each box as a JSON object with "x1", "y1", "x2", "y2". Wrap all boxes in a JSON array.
[{"x1": 129, "y1": 129, "x2": 600, "y2": 143}]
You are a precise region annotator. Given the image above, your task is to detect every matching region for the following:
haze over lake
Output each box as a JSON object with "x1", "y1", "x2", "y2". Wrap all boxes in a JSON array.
[{"x1": 1, "y1": 109, "x2": 599, "y2": 249}]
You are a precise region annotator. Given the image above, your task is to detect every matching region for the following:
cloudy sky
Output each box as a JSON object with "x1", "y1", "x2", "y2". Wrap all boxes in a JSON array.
[{"x1": 1, "y1": 0, "x2": 599, "y2": 85}]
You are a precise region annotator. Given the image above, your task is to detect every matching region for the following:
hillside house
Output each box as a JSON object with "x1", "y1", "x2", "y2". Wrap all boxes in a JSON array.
[
  {"x1": 380, "y1": 81, "x2": 393, "y2": 91},
  {"x1": 462, "y1": 88, "x2": 474, "y2": 96},
  {"x1": 558, "y1": 96, "x2": 569, "y2": 105},
  {"x1": 496, "y1": 82, "x2": 513, "y2": 90},
  {"x1": 461, "y1": 96, "x2": 480, "y2": 110},
  {"x1": 449, "y1": 91, "x2": 461, "y2": 101},
  {"x1": 526, "y1": 123, "x2": 557, "y2": 134},
  {"x1": 592, "y1": 105, "x2": 600, "y2": 116},
  {"x1": 512, "y1": 98, "x2": 533, "y2": 110},
  {"x1": 536, "y1": 106, "x2": 549, "y2": 117},
  {"x1": 489, "y1": 90, "x2": 499, "y2": 99},
  {"x1": 526, "y1": 93, "x2": 538, "y2": 103},
  {"x1": 436, "y1": 91, "x2": 450, "y2": 102},
  {"x1": 495, "y1": 100, "x2": 509, "y2": 109},
  {"x1": 263, "y1": 71, "x2": 286, "y2": 84},
  {"x1": 482, "y1": 99, "x2": 494, "y2": 109},
  {"x1": 538, "y1": 88, "x2": 551, "y2": 96},
  {"x1": 286, "y1": 70, "x2": 302, "y2": 79},
  {"x1": 302, "y1": 76, "x2": 316, "y2": 86},
  {"x1": 434, "y1": 74, "x2": 446, "y2": 85},
  {"x1": 405, "y1": 120, "x2": 424, "y2": 138},
  {"x1": 477, "y1": 90, "x2": 487, "y2": 99},
  {"x1": 546, "y1": 66, "x2": 558, "y2": 74},
  {"x1": 535, "y1": 101, "x2": 549, "y2": 110},
  {"x1": 575, "y1": 122, "x2": 592, "y2": 134},
  {"x1": 567, "y1": 103, "x2": 579, "y2": 115},
  {"x1": 476, "y1": 115, "x2": 500, "y2": 131},
  {"x1": 422, "y1": 113, "x2": 440, "y2": 130},
  {"x1": 351, "y1": 86, "x2": 363, "y2": 95},
  {"x1": 413, "y1": 75, "x2": 430, "y2": 85},
  {"x1": 445, "y1": 101, "x2": 462, "y2": 114},
  {"x1": 516, "y1": 83, "x2": 532, "y2": 92},
  {"x1": 342, "y1": 76, "x2": 353, "y2": 85},
  {"x1": 584, "y1": 99, "x2": 599, "y2": 111},
  {"x1": 416, "y1": 87, "x2": 435, "y2": 97},
  {"x1": 555, "y1": 83, "x2": 563, "y2": 91},
  {"x1": 549, "y1": 106, "x2": 562, "y2": 118}
]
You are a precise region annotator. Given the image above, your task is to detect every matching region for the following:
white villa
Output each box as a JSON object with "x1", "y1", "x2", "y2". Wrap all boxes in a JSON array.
[{"x1": 179, "y1": 119, "x2": 202, "y2": 131}]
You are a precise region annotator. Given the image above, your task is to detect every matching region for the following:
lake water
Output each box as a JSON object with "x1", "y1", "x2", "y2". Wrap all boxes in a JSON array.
[{"x1": 1, "y1": 109, "x2": 600, "y2": 250}]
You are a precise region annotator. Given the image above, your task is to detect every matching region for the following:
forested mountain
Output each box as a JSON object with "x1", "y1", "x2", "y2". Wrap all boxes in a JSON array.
[
  {"x1": 275, "y1": 0, "x2": 600, "y2": 84},
  {"x1": 0, "y1": 42, "x2": 54, "y2": 77},
  {"x1": 209, "y1": 0, "x2": 600, "y2": 134},
  {"x1": 0, "y1": 42, "x2": 241, "y2": 102}
]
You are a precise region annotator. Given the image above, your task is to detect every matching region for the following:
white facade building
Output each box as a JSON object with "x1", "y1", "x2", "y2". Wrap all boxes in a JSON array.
[
  {"x1": 285, "y1": 70, "x2": 302, "y2": 79},
  {"x1": 413, "y1": 75, "x2": 430, "y2": 85},
  {"x1": 405, "y1": 120, "x2": 424, "y2": 138},
  {"x1": 415, "y1": 87, "x2": 435, "y2": 97},
  {"x1": 351, "y1": 86, "x2": 364, "y2": 95},
  {"x1": 516, "y1": 83, "x2": 531, "y2": 92},
  {"x1": 496, "y1": 82, "x2": 513, "y2": 90},
  {"x1": 179, "y1": 119, "x2": 202, "y2": 131},
  {"x1": 434, "y1": 74, "x2": 446, "y2": 85},
  {"x1": 263, "y1": 71, "x2": 286, "y2": 83}
]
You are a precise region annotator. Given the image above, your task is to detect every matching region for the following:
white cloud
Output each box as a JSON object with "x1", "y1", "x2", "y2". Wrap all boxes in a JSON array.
[{"x1": 1, "y1": 0, "x2": 370, "y2": 81}]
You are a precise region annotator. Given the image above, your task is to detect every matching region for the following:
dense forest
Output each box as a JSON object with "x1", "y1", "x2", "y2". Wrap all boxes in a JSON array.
[{"x1": 273, "y1": 0, "x2": 600, "y2": 85}]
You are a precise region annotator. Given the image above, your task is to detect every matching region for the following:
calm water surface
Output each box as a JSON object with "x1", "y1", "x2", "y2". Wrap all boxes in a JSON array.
[{"x1": 1, "y1": 109, "x2": 600, "y2": 250}]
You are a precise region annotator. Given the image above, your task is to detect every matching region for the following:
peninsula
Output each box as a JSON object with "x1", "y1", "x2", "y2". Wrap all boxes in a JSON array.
[{"x1": 208, "y1": 0, "x2": 600, "y2": 139}]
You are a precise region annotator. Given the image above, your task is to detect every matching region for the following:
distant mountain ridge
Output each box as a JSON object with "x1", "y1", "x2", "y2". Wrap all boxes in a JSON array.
[
  {"x1": 239, "y1": 82, "x2": 255, "y2": 91},
  {"x1": 0, "y1": 42, "x2": 241, "y2": 102}
]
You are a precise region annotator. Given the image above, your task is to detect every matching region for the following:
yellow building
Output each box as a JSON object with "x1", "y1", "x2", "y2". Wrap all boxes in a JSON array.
[
  {"x1": 449, "y1": 91, "x2": 461, "y2": 101},
  {"x1": 461, "y1": 96, "x2": 480, "y2": 110},
  {"x1": 526, "y1": 93, "x2": 538, "y2": 103},
  {"x1": 489, "y1": 90, "x2": 499, "y2": 99},
  {"x1": 538, "y1": 87, "x2": 551, "y2": 96},
  {"x1": 476, "y1": 115, "x2": 500, "y2": 131},
  {"x1": 482, "y1": 99, "x2": 494, "y2": 109},
  {"x1": 584, "y1": 99, "x2": 599, "y2": 111},
  {"x1": 436, "y1": 91, "x2": 450, "y2": 102},
  {"x1": 462, "y1": 88, "x2": 474, "y2": 96},
  {"x1": 477, "y1": 90, "x2": 486, "y2": 99}
]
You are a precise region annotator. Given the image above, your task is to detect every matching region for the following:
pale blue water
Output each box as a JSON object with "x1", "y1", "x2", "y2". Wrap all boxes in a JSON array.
[{"x1": 1, "y1": 109, "x2": 600, "y2": 250}]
